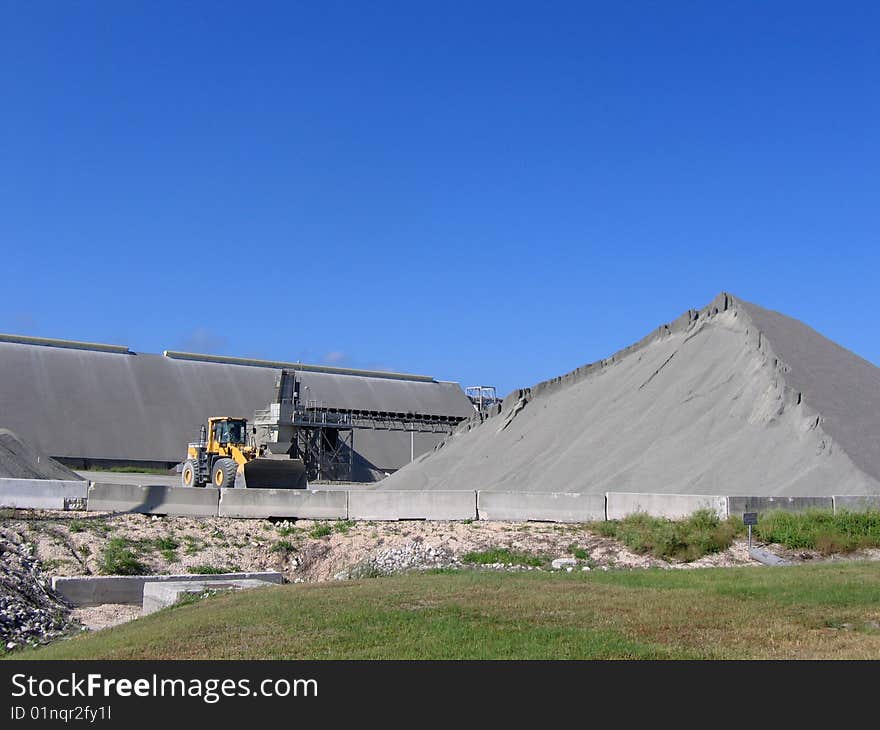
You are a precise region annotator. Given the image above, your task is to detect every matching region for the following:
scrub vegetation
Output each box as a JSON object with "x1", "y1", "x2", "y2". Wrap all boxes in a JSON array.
[
  {"x1": 590, "y1": 510, "x2": 742, "y2": 562},
  {"x1": 755, "y1": 510, "x2": 880, "y2": 554}
]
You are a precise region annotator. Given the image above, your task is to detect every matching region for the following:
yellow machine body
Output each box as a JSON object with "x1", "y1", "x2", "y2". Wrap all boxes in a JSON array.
[{"x1": 182, "y1": 416, "x2": 307, "y2": 489}]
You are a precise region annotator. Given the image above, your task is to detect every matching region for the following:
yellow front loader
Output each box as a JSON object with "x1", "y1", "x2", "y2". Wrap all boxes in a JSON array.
[{"x1": 181, "y1": 416, "x2": 307, "y2": 489}]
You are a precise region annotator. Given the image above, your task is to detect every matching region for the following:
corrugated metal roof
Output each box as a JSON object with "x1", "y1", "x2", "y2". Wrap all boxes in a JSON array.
[{"x1": 0, "y1": 341, "x2": 473, "y2": 469}]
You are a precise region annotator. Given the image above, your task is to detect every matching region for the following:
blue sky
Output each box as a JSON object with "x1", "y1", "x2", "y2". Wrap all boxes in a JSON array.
[{"x1": 1, "y1": 1, "x2": 878, "y2": 394}]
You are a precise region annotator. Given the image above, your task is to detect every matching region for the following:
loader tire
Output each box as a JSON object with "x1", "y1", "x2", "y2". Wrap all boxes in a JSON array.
[
  {"x1": 181, "y1": 460, "x2": 200, "y2": 488},
  {"x1": 212, "y1": 458, "x2": 238, "y2": 489}
]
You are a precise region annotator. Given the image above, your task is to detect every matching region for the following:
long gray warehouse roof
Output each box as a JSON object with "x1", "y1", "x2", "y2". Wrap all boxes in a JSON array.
[{"x1": 0, "y1": 338, "x2": 474, "y2": 469}]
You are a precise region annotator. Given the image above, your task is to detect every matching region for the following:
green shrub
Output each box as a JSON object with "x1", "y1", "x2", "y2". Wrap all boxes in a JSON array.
[
  {"x1": 590, "y1": 510, "x2": 741, "y2": 562},
  {"x1": 67, "y1": 520, "x2": 86, "y2": 533},
  {"x1": 569, "y1": 545, "x2": 589, "y2": 560},
  {"x1": 99, "y1": 538, "x2": 147, "y2": 576},
  {"x1": 461, "y1": 548, "x2": 547, "y2": 567}
]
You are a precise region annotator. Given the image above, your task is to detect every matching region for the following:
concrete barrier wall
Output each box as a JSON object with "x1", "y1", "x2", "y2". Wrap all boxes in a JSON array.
[
  {"x1": 219, "y1": 488, "x2": 348, "y2": 519},
  {"x1": 52, "y1": 571, "x2": 284, "y2": 606},
  {"x1": 606, "y1": 492, "x2": 728, "y2": 520},
  {"x1": 348, "y1": 490, "x2": 476, "y2": 521},
  {"x1": 7, "y1": 477, "x2": 864, "y2": 523},
  {"x1": 87, "y1": 482, "x2": 220, "y2": 517},
  {"x1": 477, "y1": 492, "x2": 606, "y2": 523},
  {"x1": 833, "y1": 495, "x2": 880, "y2": 513},
  {"x1": 727, "y1": 496, "x2": 833, "y2": 517},
  {"x1": 0, "y1": 478, "x2": 88, "y2": 510}
]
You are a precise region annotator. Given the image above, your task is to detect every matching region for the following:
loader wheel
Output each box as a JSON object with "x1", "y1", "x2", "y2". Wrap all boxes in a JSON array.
[
  {"x1": 212, "y1": 458, "x2": 237, "y2": 489},
  {"x1": 181, "y1": 460, "x2": 200, "y2": 488}
]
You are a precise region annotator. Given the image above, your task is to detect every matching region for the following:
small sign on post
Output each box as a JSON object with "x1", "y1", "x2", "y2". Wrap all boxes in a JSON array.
[{"x1": 743, "y1": 512, "x2": 758, "y2": 549}]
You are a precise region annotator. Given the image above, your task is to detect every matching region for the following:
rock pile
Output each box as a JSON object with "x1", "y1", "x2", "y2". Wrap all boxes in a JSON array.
[
  {"x1": 1, "y1": 527, "x2": 74, "y2": 652},
  {"x1": 335, "y1": 541, "x2": 458, "y2": 579}
]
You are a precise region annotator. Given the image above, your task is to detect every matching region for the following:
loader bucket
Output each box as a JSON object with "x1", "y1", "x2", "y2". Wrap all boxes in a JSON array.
[{"x1": 238, "y1": 458, "x2": 308, "y2": 489}]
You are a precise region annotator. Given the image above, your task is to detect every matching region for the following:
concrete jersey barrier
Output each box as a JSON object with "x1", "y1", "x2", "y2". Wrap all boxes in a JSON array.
[
  {"x1": 348, "y1": 490, "x2": 476, "y2": 521},
  {"x1": 477, "y1": 491, "x2": 606, "y2": 523},
  {"x1": 0, "y1": 478, "x2": 88, "y2": 510},
  {"x1": 606, "y1": 492, "x2": 728, "y2": 520},
  {"x1": 87, "y1": 482, "x2": 220, "y2": 517},
  {"x1": 219, "y1": 488, "x2": 348, "y2": 519},
  {"x1": 833, "y1": 495, "x2": 880, "y2": 513},
  {"x1": 7, "y1": 476, "x2": 873, "y2": 524},
  {"x1": 727, "y1": 495, "x2": 833, "y2": 517}
]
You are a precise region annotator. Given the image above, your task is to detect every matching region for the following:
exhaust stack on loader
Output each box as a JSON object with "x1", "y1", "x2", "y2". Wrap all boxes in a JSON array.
[{"x1": 181, "y1": 416, "x2": 307, "y2": 489}]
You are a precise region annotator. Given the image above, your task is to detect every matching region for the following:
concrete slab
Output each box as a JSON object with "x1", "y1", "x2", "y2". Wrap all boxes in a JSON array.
[
  {"x1": 52, "y1": 571, "x2": 284, "y2": 607},
  {"x1": 477, "y1": 491, "x2": 605, "y2": 522},
  {"x1": 0, "y1": 478, "x2": 88, "y2": 510},
  {"x1": 219, "y1": 488, "x2": 347, "y2": 519},
  {"x1": 606, "y1": 492, "x2": 728, "y2": 520},
  {"x1": 833, "y1": 495, "x2": 880, "y2": 513},
  {"x1": 87, "y1": 482, "x2": 220, "y2": 517},
  {"x1": 727, "y1": 495, "x2": 832, "y2": 517},
  {"x1": 749, "y1": 548, "x2": 793, "y2": 566},
  {"x1": 347, "y1": 490, "x2": 476, "y2": 521},
  {"x1": 141, "y1": 578, "x2": 276, "y2": 615}
]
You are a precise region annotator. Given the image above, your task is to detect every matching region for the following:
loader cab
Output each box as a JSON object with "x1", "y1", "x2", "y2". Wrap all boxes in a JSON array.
[{"x1": 208, "y1": 417, "x2": 248, "y2": 449}]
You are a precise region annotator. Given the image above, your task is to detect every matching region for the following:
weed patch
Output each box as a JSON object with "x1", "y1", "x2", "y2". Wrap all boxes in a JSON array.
[
  {"x1": 590, "y1": 510, "x2": 741, "y2": 562},
  {"x1": 99, "y1": 538, "x2": 147, "y2": 576},
  {"x1": 461, "y1": 548, "x2": 547, "y2": 567},
  {"x1": 309, "y1": 524, "x2": 332, "y2": 539},
  {"x1": 271, "y1": 540, "x2": 297, "y2": 556},
  {"x1": 333, "y1": 520, "x2": 355, "y2": 535},
  {"x1": 755, "y1": 510, "x2": 880, "y2": 554},
  {"x1": 187, "y1": 565, "x2": 240, "y2": 575}
]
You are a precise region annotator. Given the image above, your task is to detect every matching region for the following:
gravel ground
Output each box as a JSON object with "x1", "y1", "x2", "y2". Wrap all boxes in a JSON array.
[{"x1": 71, "y1": 604, "x2": 141, "y2": 632}]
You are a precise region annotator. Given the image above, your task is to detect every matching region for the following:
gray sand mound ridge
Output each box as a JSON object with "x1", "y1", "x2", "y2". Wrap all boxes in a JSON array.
[
  {"x1": 379, "y1": 293, "x2": 880, "y2": 496},
  {"x1": 0, "y1": 429, "x2": 83, "y2": 481}
]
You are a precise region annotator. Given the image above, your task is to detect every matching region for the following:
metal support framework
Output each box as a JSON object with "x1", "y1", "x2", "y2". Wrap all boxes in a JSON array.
[
  {"x1": 291, "y1": 425, "x2": 354, "y2": 483},
  {"x1": 466, "y1": 385, "x2": 500, "y2": 413},
  {"x1": 251, "y1": 370, "x2": 468, "y2": 482}
]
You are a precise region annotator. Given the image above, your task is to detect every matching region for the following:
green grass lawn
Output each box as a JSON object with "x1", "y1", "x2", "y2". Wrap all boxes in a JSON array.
[{"x1": 14, "y1": 562, "x2": 880, "y2": 660}]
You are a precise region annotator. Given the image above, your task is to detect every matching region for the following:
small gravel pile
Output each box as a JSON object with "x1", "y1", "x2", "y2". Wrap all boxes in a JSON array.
[
  {"x1": 1, "y1": 527, "x2": 74, "y2": 652},
  {"x1": 0, "y1": 428, "x2": 83, "y2": 480},
  {"x1": 335, "y1": 541, "x2": 459, "y2": 579}
]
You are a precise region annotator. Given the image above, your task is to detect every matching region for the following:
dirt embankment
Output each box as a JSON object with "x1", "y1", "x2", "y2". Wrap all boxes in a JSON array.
[
  {"x1": 8, "y1": 509, "x2": 880, "y2": 586},
  {"x1": 4, "y1": 509, "x2": 762, "y2": 586}
]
